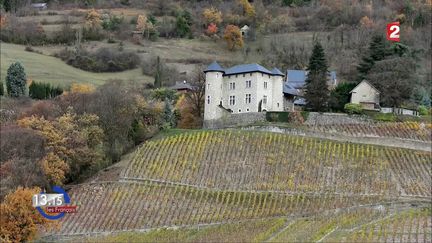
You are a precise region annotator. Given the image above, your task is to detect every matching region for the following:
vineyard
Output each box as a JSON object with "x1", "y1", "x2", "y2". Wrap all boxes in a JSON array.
[
  {"x1": 123, "y1": 130, "x2": 431, "y2": 197},
  {"x1": 91, "y1": 206, "x2": 431, "y2": 242},
  {"x1": 307, "y1": 122, "x2": 432, "y2": 142},
  {"x1": 44, "y1": 130, "x2": 431, "y2": 242}
]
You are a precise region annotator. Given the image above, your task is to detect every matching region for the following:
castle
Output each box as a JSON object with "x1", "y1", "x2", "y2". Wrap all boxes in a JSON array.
[
  {"x1": 204, "y1": 61, "x2": 338, "y2": 122},
  {"x1": 204, "y1": 61, "x2": 285, "y2": 121}
]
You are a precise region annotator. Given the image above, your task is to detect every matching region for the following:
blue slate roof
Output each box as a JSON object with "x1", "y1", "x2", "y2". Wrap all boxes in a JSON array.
[
  {"x1": 287, "y1": 70, "x2": 307, "y2": 83},
  {"x1": 286, "y1": 70, "x2": 337, "y2": 89},
  {"x1": 224, "y1": 63, "x2": 273, "y2": 75},
  {"x1": 283, "y1": 83, "x2": 300, "y2": 96},
  {"x1": 294, "y1": 98, "x2": 306, "y2": 106},
  {"x1": 271, "y1": 68, "x2": 284, "y2": 76},
  {"x1": 204, "y1": 61, "x2": 224, "y2": 73}
]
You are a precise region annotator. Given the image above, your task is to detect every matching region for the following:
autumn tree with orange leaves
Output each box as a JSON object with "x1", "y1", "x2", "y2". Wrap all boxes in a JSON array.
[
  {"x1": 202, "y1": 7, "x2": 222, "y2": 25},
  {"x1": 224, "y1": 25, "x2": 243, "y2": 50},
  {"x1": 206, "y1": 23, "x2": 218, "y2": 36},
  {"x1": 18, "y1": 110, "x2": 105, "y2": 184},
  {"x1": 0, "y1": 187, "x2": 54, "y2": 242},
  {"x1": 238, "y1": 0, "x2": 255, "y2": 18}
]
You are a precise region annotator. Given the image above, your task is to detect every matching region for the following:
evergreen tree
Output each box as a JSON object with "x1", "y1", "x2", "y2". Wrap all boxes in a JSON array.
[
  {"x1": 357, "y1": 35, "x2": 388, "y2": 82},
  {"x1": 176, "y1": 10, "x2": 192, "y2": 38},
  {"x1": 2, "y1": 0, "x2": 11, "y2": 12},
  {"x1": 154, "y1": 56, "x2": 162, "y2": 88},
  {"x1": 162, "y1": 98, "x2": 176, "y2": 128},
  {"x1": 0, "y1": 82, "x2": 4, "y2": 96},
  {"x1": 329, "y1": 82, "x2": 357, "y2": 111},
  {"x1": 29, "y1": 82, "x2": 63, "y2": 99},
  {"x1": 304, "y1": 42, "x2": 329, "y2": 111},
  {"x1": 6, "y1": 62, "x2": 27, "y2": 97}
]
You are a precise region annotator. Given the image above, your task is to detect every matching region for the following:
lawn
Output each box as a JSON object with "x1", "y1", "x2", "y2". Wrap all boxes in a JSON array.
[{"x1": 0, "y1": 43, "x2": 152, "y2": 87}]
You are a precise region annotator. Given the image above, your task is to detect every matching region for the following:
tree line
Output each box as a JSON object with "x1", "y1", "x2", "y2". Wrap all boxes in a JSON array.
[{"x1": 304, "y1": 33, "x2": 426, "y2": 112}]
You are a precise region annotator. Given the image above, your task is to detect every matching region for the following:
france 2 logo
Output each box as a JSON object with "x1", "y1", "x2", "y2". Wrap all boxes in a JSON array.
[{"x1": 387, "y1": 22, "x2": 400, "y2": 42}]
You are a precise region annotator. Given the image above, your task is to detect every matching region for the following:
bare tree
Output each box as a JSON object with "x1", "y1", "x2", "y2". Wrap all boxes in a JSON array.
[{"x1": 185, "y1": 66, "x2": 206, "y2": 119}]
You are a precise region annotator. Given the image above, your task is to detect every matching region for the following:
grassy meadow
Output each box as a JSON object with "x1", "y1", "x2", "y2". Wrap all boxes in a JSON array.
[{"x1": 0, "y1": 43, "x2": 152, "y2": 87}]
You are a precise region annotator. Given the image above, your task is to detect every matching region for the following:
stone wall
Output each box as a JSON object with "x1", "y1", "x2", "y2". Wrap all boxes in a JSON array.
[
  {"x1": 203, "y1": 112, "x2": 266, "y2": 129},
  {"x1": 305, "y1": 112, "x2": 372, "y2": 126},
  {"x1": 240, "y1": 126, "x2": 431, "y2": 152}
]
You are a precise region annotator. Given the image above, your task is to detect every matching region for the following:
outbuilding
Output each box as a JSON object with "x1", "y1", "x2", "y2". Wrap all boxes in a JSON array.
[{"x1": 349, "y1": 80, "x2": 380, "y2": 110}]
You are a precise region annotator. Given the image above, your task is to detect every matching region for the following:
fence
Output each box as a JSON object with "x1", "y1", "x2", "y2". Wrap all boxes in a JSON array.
[{"x1": 380, "y1": 107, "x2": 419, "y2": 116}]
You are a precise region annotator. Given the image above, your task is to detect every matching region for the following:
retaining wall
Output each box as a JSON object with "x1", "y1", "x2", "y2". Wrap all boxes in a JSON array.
[
  {"x1": 240, "y1": 126, "x2": 431, "y2": 152},
  {"x1": 203, "y1": 112, "x2": 266, "y2": 129},
  {"x1": 305, "y1": 112, "x2": 372, "y2": 126}
]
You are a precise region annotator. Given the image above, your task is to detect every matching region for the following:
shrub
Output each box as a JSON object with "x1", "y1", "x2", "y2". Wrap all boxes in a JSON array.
[
  {"x1": 51, "y1": 21, "x2": 76, "y2": 44},
  {"x1": 266, "y1": 112, "x2": 290, "y2": 122},
  {"x1": 24, "y1": 46, "x2": 34, "y2": 52},
  {"x1": 151, "y1": 88, "x2": 179, "y2": 102},
  {"x1": 83, "y1": 27, "x2": 106, "y2": 41},
  {"x1": 374, "y1": 113, "x2": 396, "y2": 122},
  {"x1": 56, "y1": 47, "x2": 140, "y2": 72},
  {"x1": 102, "y1": 15, "x2": 124, "y2": 31},
  {"x1": 29, "y1": 82, "x2": 63, "y2": 100},
  {"x1": 418, "y1": 105, "x2": 429, "y2": 116},
  {"x1": 0, "y1": 17, "x2": 47, "y2": 45},
  {"x1": 6, "y1": 62, "x2": 27, "y2": 97},
  {"x1": 344, "y1": 103, "x2": 363, "y2": 114},
  {"x1": 300, "y1": 111, "x2": 309, "y2": 121},
  {"x1": 0, "y1": 82, "x2": 4, "y2": 96}
]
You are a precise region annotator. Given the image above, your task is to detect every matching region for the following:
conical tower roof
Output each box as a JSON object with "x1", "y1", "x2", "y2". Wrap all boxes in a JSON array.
[{"x1": 204, "y1": 61, "x2": 225, "y2": 73}]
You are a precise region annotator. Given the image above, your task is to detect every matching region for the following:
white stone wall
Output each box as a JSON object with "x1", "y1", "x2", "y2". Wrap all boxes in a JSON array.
[
  {"x1": 222, "y1": 72, "x2": 259, "y2": 113},
  {"x1": 271, "y1": 76, "x2": 284, "y2": 111},
  {"x1": 204, "y1": 71, "x2": 224, "y2": 120},
  {"x1": 255, "y1": 73, "x2": 274, "y2": 111},
  {"x1": 205, "y1": 71, "x2": 286, "y2": 120}
]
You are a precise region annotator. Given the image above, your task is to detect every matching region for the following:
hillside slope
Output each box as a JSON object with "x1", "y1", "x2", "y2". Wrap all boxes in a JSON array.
[
  {"x1": 43, "y1": 130, "x2": 431, "y2": 241},
  {"x1": 0, "y1": 43, "x2": 152, "y2": 87}
]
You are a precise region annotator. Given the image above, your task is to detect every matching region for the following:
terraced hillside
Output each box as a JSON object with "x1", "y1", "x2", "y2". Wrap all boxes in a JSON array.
[
  {"x1": 307, "y1": 122, "x2": 432, "y2": 142},
  {"x1": 43, "y1": 130, "x2": 431, "y2": 242},
  {"x1": 123, "y1": 130, "x2": 431, "y2": 197}
]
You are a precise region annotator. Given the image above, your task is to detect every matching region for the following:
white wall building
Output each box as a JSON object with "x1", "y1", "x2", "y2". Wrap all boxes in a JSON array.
[
  {"x1": 350, "y1": 80, "x2": 380, "y2": 110},
  {"x1": 204, "y1": 61, "x2": 284, "y2": 121}
]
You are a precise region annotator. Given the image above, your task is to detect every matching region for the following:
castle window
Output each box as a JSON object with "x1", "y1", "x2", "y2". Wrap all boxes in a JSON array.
[
  {"x1": 250, "y1": 73, "x2": 252, "y2": 76},
  {"x1": 245, "y1": 94, "x2": 251, "y2": 104},
  {"x1": 268, "y1": 74, "x2": 271, "y2": 78},
  {"x1": 246, "y1": 108, "x2": 250, "y2": 111},
  {"x1": 246, "y1": 80, "x2": 251, "y2": 88},
  {"x1": 207, "y1": 83, "x2": 210, "y2": 89},
  {"x1": 243, "y1": 74, "x2": 245, "y2": 77},
  {"x1": 264, "y1": 82, "x2": 268, "y2": 89},
  {"x1": 236, "y1": 74, "x2": 238, "y2": 78},
  {"x1": 229, "y1": 82, "x2": 236, "y2": 90},
  {"x1": 238, "y1": 109, "x2": 241, "y2": 113},
  {"x1": 229, "y1": 96, "x2": 236, "y2": 105},
  {"x1": 263, "y1": 95, "x2": 267, "y2": 105},
  {"x1": 207, "y1": 96, "x2": 211, "y2": 104}
]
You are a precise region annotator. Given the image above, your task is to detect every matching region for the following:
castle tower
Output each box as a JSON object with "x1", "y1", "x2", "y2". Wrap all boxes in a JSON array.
[
  {"x1": 204, "y1": 61, "x2": 225, "y2": 121},
  {"x1": 271, "y1": 68, "x2": 285, "y2": 111}
]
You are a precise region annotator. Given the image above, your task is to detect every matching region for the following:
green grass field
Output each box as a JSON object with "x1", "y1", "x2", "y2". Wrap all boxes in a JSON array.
[{"x1": 0, "y1": 43, "x2": 152, "y2": 87}]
